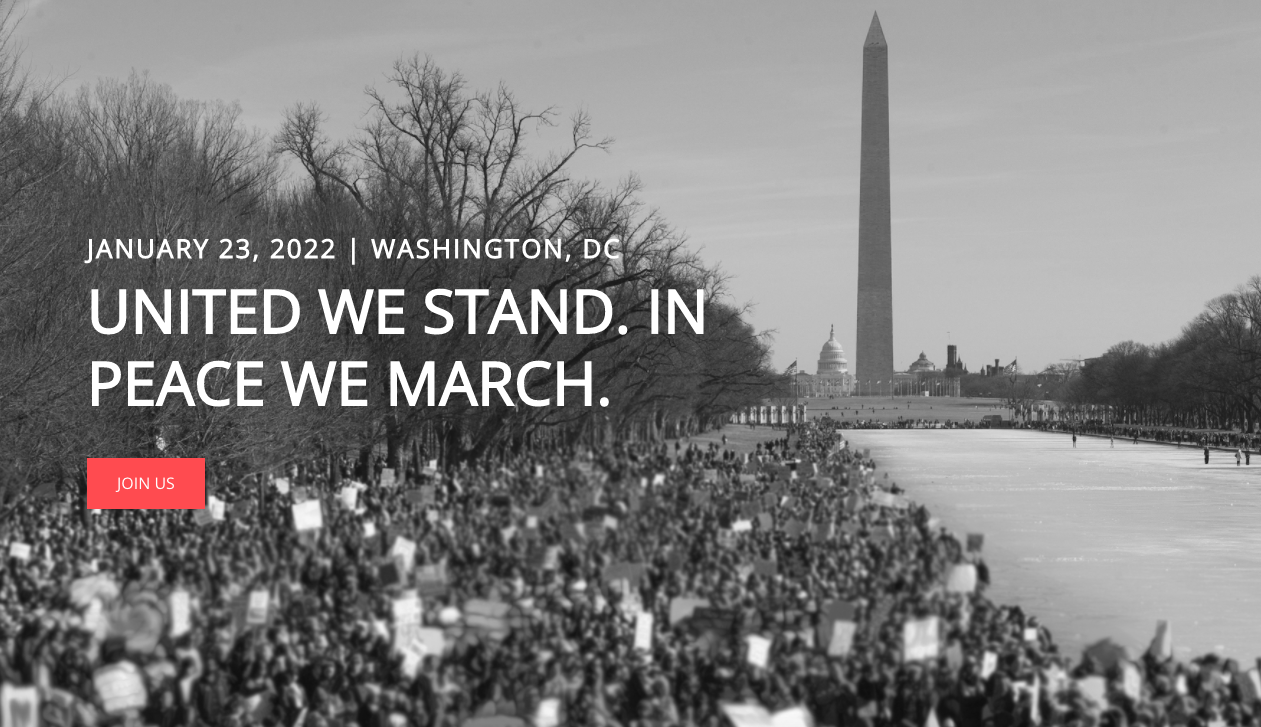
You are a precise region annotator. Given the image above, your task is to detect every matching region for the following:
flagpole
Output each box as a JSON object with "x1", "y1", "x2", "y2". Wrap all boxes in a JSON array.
[{"x1": 794, "y1": 358, "x2": 800, "y2": 427}]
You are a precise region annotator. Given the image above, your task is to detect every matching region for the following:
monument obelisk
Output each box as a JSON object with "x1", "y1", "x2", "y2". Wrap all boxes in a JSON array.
[{"x1": 854, "y1": 12, "x2": 894, "y2": 392}]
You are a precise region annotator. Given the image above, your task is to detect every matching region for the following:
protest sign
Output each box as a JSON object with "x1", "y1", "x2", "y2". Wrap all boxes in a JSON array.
[
  {"x1": 0, "y1": 684, "x2": 39, "y2": 727},
  {"x1": 902, "y1": 617, "x2": 940, "y2": 661},
  {"x1": 634, "y1": 610, "x2": 654, "y2": 652},
  {"x1": 669, "y1": 597, "x2": 709, "y2": 626},
  {"x1": 746, "y1": 634, "x2": 771, "y2": 668},
  {"x1": 169, "y1": 589, "x2": 191, "y2": 638},
  {"x1": 753, "y1": 559, "x2": 778, "y2": 577},
  {"x1": 772, "y1": 707, "x2": 812, "y2": 727},
  {"x1": 827, "y1": 620, "x2": 857, "y2": 657},
  {"x1": 732, "y1": 519, "x2": 752, "y2": 533},
  {"x1": 818, "y1": 600, "x2": 857, "y2": 647},
  {"x1": 602, "y1": 562, "x2": 647, "y2": 587},
  {"x1": 192, "y1": 508, "x2": 215, "y2": 527},
  {"x1": 533, "y1": 546, "x2": 560, "y2": 572},
  {"x1": 1121, "y1": 661, "x2": 1142, "y2": 700},
  {"x1": 292, "y1": 500, "x2": 323, "y2": 531},
  {"x1": 93, "y1": 662, "x2": 148, "y2": 714},
  {"x1": 1148, "y1": 620, "x2": 1172, "y2": 661},
  {"x1": 378, "y1": 559, "x2": 405, "y2": 588},
  {"x1": 414, "y1": 627, "x2": 445, "y2": 657},
  {"x1": 464, "y1": 599, "x2": 512, "y2": 639},
  {"x1": 391, "y1": 592, "x2": 423, "y2": 654},
  {"x1": 7, "y1": 542, "x2": 30, "y2": 561},
  {"x1": 338, "y1": 486, "x2": 359, "y2": 510},
  {"x1": 1077, "y1": 676, "x2": 1106, "y2": 707},
  {"x1": 980, "y1": 651, "x2": 998, "y2": 679},
  {"x1": 690, "y1": 607, "x2": 736, "y2": 637},
  {"x1": 720, "y1": 703, "x2": 773, "y2": 727},
  {"x1": 720, "y1": 703, "x2": 813, "y2": 727},
  {"x1": 946, "y1": 564, "x2": 977, "y2": 593},
  {"x1": 209, "y1": 496, "x2": 225, "y2": 521},
  {"x1": 703, "y1": 468, "x2": 718, "y2": 483},
  {"x1": 416, "y1": 561, "x2": 449, "y2": 596},
  {"x1": 536, "y1": 698, "x2": 562, "y2": 727},
  {"x1": 380, "y1": 467, "x2": 396, "y2": 487},
  {"x1": 583, "y1": 518, "x2": 606, "y2": 542},
  {"x1": 390, "y1": 536, "x2": 417, "y2": 566},
  {"x1": 246, "y1": 590, "x2": 270, "y2": 625}
]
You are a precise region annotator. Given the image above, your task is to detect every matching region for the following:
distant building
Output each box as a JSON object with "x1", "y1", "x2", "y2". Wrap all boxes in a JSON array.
[
  {"x1": 907, "y1": 352, "x2": 937, "y2": 374},
  {"x1": 982, "y1": 358, "x2": 1018, "y2": 376},
  {"x1": 795, "y1": 326, "x2": 854, "y2": 397},
  {"x1": 887, "y1": 349, "x2": 960, "y2": 396}
]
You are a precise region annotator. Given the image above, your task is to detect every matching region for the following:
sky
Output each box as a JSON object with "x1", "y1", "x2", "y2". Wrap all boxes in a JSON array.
[{"x1": 14, "y1": 0, "x2": 1261, "y2": 374}]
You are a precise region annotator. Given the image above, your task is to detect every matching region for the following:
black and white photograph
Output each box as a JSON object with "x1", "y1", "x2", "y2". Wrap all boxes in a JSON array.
[{"x1": 1, "y1": 2, "x2": 1259, "y2": 726}]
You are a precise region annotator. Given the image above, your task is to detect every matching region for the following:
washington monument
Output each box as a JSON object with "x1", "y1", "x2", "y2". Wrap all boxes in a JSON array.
[{"x1": 855, "y1": 12, "x2": 894, "y2": 389}]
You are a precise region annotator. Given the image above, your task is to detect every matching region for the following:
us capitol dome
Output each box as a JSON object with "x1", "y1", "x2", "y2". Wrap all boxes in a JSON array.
[{"x1": 795, "y1": 326, "x2": 854, "y2": 397}]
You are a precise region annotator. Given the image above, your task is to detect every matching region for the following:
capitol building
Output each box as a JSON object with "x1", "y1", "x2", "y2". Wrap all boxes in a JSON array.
[
  {"x1": 792, "y1": 329, "x2": 964, "y2": 397},
  {"x1": 794, "y1": 326, "x2": 855, "y2": 397}
]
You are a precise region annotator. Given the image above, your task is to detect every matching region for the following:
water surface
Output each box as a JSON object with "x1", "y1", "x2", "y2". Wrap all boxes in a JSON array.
[{"x1": 842, "y1": 430, "x2": 1261, "y2": 659}]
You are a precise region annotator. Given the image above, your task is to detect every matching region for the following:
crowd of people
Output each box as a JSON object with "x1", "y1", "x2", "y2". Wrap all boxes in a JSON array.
[
  {"x1": 1030, "y1": 420, "x2": 1258, "y2": 454},
  {"x1": 2, "y1": 418, "x2": 1259, "y2": 727}
]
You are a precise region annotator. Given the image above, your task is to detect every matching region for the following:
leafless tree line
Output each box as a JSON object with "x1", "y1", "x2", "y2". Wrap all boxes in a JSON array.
[
  {"x1": 1066, "y1": 277, "x2": 1261, "y2": 432},
  {"x1": 0, "y1": 33, "x2": 781, "y2": 489}
]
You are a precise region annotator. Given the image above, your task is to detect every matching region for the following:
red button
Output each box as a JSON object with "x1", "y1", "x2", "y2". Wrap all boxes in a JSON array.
[{"x1": 87, "y1": 458, "x2": 206, "y2": 509}]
